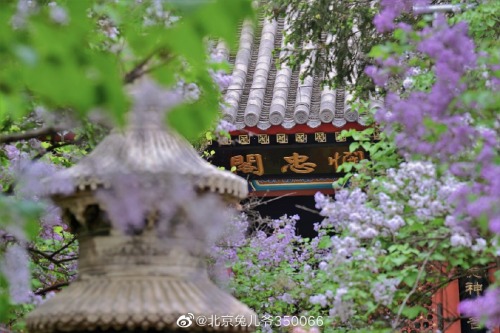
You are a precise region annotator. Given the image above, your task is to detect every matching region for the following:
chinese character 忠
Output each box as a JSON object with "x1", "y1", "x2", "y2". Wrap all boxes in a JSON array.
[
  {"x1": 230, "y1": 154, "x2": 264, "y2": 176},
  {"x1": 328, "y1": 151, "x2": 365, "y2": 171},
  {"x1": 281, "y1": 153, "x2": 317, "y2": 174}
]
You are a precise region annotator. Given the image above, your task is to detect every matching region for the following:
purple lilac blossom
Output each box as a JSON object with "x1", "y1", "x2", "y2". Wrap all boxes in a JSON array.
[
  {"x1": 0, "y1": 244, "x2": 31, "y2": 303},
  {"x1": 459, "y1": 288, "x2": 500, "y2": 328},
  {"x1": 48, "y1": 2, "x2": 68, "y2": 24},
  {"x1": 369, "y1": 3, "x2": 500, "y2": 326},
  {"x1": 209, "y1": 47, "x2": 233, "y2": 91},
  {"x1": 369, "y1": 7, "x2": 500, "y2": 238},
  {"x1": 371, "y1": 278, "x2": 400, "y2": 306},
  {"x1": 374, "y1": 0, "x2": 429, "y2": 33}
]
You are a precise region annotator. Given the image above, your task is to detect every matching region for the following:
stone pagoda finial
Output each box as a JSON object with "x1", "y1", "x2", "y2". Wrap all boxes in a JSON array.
[{"x1": 27, "y1": 79, "x2": 256, "y2": 333}]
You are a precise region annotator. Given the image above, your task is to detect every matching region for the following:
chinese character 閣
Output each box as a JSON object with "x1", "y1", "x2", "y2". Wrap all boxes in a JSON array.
[{"x1": 230, "y1": 154, "x2": 264, "y2": 176}]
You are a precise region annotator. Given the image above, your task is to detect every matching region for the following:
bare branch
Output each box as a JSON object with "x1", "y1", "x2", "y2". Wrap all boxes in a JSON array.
[
  {"x1": 27, "y1": 244, "x2": 78, "y2": 266},
  {"x1": 49, "y1": 236, "x2": 77, "y2": 259},
  {"x1": 34, "y1": 281, "x2": 70, "y2": 296},
  {"x1": 0, "y1": 126, "x2": 68, "y2": 144},
  {"x1": 33, "y1": 139, "x2": 84, "y2": 160},
  {"x1": 123, "y1": 52, "x2": 156, "y2": 84},
  {"x1": 295, "y1": 204, "x2": 321, "y2": 216},
  {"x1": 28, "y1": 247, "x2": 64, "y2": 267},
  {"x1": 392, "y1": 244, "x2": 438, "y2": 331}
]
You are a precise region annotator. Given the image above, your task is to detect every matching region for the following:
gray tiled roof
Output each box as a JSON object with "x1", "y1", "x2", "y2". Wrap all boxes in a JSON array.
[{"x1": 220, "y1": 18, "x2": 380, "y2": 131}]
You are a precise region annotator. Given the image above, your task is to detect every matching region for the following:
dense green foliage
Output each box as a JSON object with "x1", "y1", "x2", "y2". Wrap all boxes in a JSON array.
[{"x1": 0, "y1": 0, "x2": 253, "y2": 330}]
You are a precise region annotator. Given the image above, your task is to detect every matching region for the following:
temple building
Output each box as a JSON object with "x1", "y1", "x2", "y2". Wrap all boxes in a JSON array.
[
  {"x1": 209, "y1": 14, "x2": 499, "y2": 333},
  {"x1": 210, "y1": 16, "x2": 377, "y2": 237}
]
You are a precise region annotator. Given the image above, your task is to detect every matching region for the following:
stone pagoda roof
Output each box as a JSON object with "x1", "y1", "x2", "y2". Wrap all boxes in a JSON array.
[
  {"x1": 219, "y1": 17, "x2": 377, "y2": 132},
  {"x1": 46, "y1": 79, "x2": 248, "y2": 200}
]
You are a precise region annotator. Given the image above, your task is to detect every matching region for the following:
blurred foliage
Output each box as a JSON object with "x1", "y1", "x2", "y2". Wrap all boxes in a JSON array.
[{"x1": 0, "y1": 0, "x2": 254, "y2": 329}]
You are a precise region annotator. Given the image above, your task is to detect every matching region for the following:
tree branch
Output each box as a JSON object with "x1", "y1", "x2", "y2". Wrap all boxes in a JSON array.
[
  {"x1": 34, "y1": 281, "x2": 70, "y2": 296},
  {"x1": 49, "y1": 236, "x2": 77, "y2": 259},
  {"x1": 27, "y1": 247, "x2": 64, "y2": 267},
  {"x1": 0, "y1": 126, "x2": 68, "y2": 144},
  {"x1": 56, "y1": 256, "x2": 78, "y2": 263},
  {"x1": 33, "y1": 139, "x2": 83, "y2": 160},
  {"x1": 123, "y1": 52, "x2": 156, "y2": 84},
  {"x1": 392, "y1": 244, "x2": 438, "y2": 331},
  {"x1": 27, "y1": 245, "x2": 78, "y2": 266}
]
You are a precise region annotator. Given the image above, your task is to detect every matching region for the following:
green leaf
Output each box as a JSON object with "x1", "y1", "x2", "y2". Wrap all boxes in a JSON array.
[
  {"x1": 402, "y1": 306, "x2": 427, "y2": 320},
  {"x1": 403, "y1": 270, "x2": 419, "y2": 286},
  {"x1": 391, "y1": 256, "x2": 407, "y2": 266},
  {"x1": 393, "y1": 28, "x2": 407, "y2": 43},
  {"x1": 368, "y1": 45, "x2": 387, "y2": 58},
  {"x1": 167, "y1": 69, "x2": 220, "y2": 139},
  {"x1": 349, "y1": 142, "x2": 360, "y2": 152},
  {"x1": 192, "y1": 0, "x2": 254, "y2": 49},
  {"x1": 318, "y1": 236, "x2": 331, "y2": 249},
  {"x1": 388, "y1": 245, "x2": 398, "y2": 253},
  {"x1": 168, "y1": 99, "x2": 216, "y2": 140},
  {"x1": 431, "y1": 252, "x2": 446, "y2": 261},
  {"x1": 24, "y1": 217, "x2": 40, "y2": 240}
]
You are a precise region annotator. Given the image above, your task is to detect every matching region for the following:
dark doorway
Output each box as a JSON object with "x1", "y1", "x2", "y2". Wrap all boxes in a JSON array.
[{"x1": 252, "y1": 195, "x2": 322, "y2": 239}]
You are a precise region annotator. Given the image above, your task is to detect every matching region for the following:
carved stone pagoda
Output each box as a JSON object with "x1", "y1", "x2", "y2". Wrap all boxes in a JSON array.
[{"x1": 26, "y1": 80, "x2": 256, "y2": 333}]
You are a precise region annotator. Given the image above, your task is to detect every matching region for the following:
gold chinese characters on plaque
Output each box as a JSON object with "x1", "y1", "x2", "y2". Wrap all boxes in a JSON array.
[
  {"x1": 328, "y1": 151, "x2": 365, "y2": 171},
  {"x1": 258, "y1": 134, "x2": 270, "y2": 144},
  {"x1": 227, "y1": 148, "x2": 366, "y2": 176},
  {"x1": 315, "y1": 132, "x2": 326, "y2": 143},
  {"x1": 295, "y1": 133, "x2": 307, "y2": 143},
  {"x1": 467, "y1": 317, "x2": 481, "y2": 330},
  {"x1": 238, "y1": 135, "x2": 250, "y2": 145},
  {"x1": 281, "y1": 153, "x2": 317, "y2": 174},
  {"x1": 276, "y1": 134, "x2": 288, "y2": 144},
  {"x1": 230, "y1": 154, "x2": 264, "y2": 176},
  {"x1": 335, "y1": 132, "x2": 346, "y2": 142},
  {"x1": 464, "y1": 281, "x2": 483, "y2": 296}
]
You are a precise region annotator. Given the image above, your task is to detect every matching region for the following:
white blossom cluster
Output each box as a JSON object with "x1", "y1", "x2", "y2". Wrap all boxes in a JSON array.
[
  {"x1": 306, "y1": 161, "x2": 491, "y2": 322},
  {"x1": 142, "y1": 0, "x2": 179, "y2": 27},
  {"x1": 382, "y1": 162, "x2": 458, "y2": 222},
  {"x1": 309, "y1": 287, "x2": 355, "y2": 323},
  {"x1": 371, "y1": 278, "x2": 400, "y2": 306},
  {"x1": 327, "y1": 287, "x2": 355, "y2": 323},
  {"x1": 315, "y1": 187, "x2": 400, "y2": 240},
  {"x1": 316, "y1": 161, "x2": 487, "y2": 251}
]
